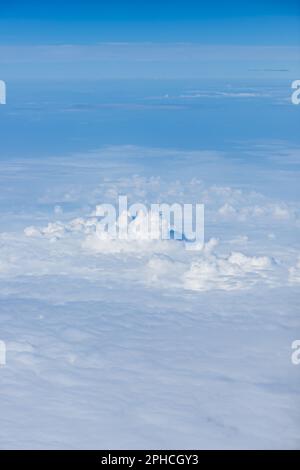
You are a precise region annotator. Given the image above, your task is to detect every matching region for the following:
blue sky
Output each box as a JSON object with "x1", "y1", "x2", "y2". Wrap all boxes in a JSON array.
[
  {"x1": 0, "y1": 0, "x2": 299, "y2": 44},
  {"x1": 0, "y1": 0, "x2": 299, "y2": 80}
]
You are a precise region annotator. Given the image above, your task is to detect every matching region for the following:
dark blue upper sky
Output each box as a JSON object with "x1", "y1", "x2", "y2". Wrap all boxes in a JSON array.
[
  {"x1": 1, "y1": 0, "x2": 299, "y2": 20},
  {"x1": 0, "y1": 0, "x2": 299, "y2": 44}
]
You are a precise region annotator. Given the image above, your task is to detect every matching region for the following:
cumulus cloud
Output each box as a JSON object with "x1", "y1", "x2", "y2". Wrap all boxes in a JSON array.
[
  {"x1": 22, "y1": 209, "x2": 279, "y2": 292},
  {"x1": 25, "y1": 200, "x2": 202, "y2": 255},
  {"x1": 143, "y1": 238, "x2": 276, "y2": 292},
  {"x1": 184, "y1": 250, "x2": 273, "y2": 291},
  {"x1": 24, "y1": 222, "x2": 66, "y2": 240},
  {"x1": 218, "y1": 201, "x2": 295, "y2": 222},
  {"x1": 17, "y1": 156, "x2": 298, "y2": 295}
]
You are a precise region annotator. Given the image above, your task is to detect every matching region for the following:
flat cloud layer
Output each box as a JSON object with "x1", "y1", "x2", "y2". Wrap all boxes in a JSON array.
[{"x1": 0, "y1": 144, "x2": 299, "y2": 449}]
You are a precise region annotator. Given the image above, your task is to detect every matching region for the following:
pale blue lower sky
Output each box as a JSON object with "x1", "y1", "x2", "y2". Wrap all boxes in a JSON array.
[{"x1": 1, "y1": 78, "x2": 299, "y2": 154}]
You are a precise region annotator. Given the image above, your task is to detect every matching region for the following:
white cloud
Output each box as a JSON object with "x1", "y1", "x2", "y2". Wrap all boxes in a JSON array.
[
  {"x1": 1, "y1": 144, "x2": 299, "y2": 449},
  {"x1": 184, "y1": 244, "x2": 274, "y2": 292},
  {"x1": 218, "y1": 201, "x2": 296, "y2": 223}
]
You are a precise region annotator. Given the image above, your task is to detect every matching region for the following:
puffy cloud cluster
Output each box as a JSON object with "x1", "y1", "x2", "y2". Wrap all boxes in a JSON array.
[
  {"x1": 183, "y1": 249, "x2": 273, "y2": 292},
  {"x1": 20, "y1": 170, "x2": 298, "y2": 292},
  {"x1": 24, "y1": 222, "x2": 66, "y2": 240},
  {"x1": 94, "y1": 176, "x2": 299, "y2": 226},
  {"x1": 22, "y1": 208, "x2": 278, "y2": 292},
  {"x1": 24, "y1": 197, "x2": 204, "y2": 254},
  {"x1": 145, "y1": 238, "x2": 275, "y2": 292},
  {"x1": 25, "y1": 208, "x2": 182, "y2": 254},
  {"x1": 218, "y1": 202, "x2": 294, "y2": 222}
]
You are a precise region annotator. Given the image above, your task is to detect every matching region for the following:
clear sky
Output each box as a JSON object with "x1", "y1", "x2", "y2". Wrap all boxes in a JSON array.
[
  {"x1": 0, "y1": 0, "x2": 299, "y2": 44},
  {"x1": 0, "y1": 1, "x2": 299, "y2": 80}
]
